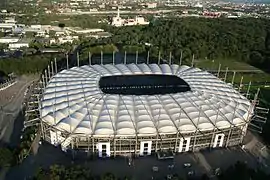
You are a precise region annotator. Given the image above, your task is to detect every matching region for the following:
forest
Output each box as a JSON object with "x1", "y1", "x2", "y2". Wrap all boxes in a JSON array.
[
  {"x1": 0, "y1": 53, "x2": 65, "y2": 75},
  {"x1": 94, "y1": 17, "x2": 270, "y2": 71},
  {"x1": 1, "y1": 17, "x2": 270, "y2": 75}
]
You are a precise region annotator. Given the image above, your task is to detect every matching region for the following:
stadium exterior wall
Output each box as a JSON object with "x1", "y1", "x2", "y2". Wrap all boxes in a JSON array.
[{"x1": 42, "y1": 122, "x2": 248, "y2": 157}]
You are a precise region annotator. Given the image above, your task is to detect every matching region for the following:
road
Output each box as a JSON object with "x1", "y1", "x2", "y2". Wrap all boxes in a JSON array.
[
  {"x1": 0, "y1": 75, "x2": 38, "y2": 145},
  {"x1": 60, "y1": 9, "x2": 176, "y2": 15},
  {"x1": 0, "y1": 75, "x2": 39, "y2": 180},
  {"x1": 4, "y1": 142, "x2": 263, "y2": 180}
]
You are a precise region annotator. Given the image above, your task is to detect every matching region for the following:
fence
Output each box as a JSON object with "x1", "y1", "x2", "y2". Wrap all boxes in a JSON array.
[{"x1": 0, "y1": 78, "x2": 17, "y2": 91}]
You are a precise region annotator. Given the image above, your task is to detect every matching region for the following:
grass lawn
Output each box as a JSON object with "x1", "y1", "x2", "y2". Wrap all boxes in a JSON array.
[
  {"x1": 195, "y1": 58, "x2": 261, "y2": 71},
  {"x1": 224, "y1": 73, "x2": 270, "y2": 84},
  {"x1": 192, "y1": 58, "x2": 270, "y2": 84}
]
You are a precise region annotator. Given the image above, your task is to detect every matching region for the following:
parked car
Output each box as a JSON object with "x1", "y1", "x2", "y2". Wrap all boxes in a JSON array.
[
  {"x1": 183, "y1": 163, "x2": 192, "y2": 168},
  {"x1": 152, "y1": 166, "x2": 159, "y2": 172}
]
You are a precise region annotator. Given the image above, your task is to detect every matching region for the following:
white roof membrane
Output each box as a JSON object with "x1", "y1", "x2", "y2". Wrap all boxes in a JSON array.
[{"x1": 40, "y1": 64, "x2": 252, "y2": 137}]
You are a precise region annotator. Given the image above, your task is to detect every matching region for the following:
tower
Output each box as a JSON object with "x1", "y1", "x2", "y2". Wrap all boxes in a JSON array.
[{"x1": 117, "y1": 7, "x2": 120, "y2": 18}]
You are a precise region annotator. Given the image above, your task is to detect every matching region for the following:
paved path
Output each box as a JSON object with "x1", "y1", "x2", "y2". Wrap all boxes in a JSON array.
[
  {"x1": 4, "y1": 142, "x2": 207, "y2": 180},
  {"x1": 193, "y1": 152, "x2": 212, "y2": 173},
  {"x1": 4, "y1": 144, "x2": 264, "y2": 180},
  {"x1": 0, "y1": 75, "x2": 38, "y2": 144},
  {"x1": 0, "y1": 76, "x2": 39, "y2": 180}
]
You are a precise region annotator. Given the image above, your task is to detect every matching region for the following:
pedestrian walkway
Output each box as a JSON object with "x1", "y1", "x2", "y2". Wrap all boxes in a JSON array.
[{"x1": 193, "y1": 152, "x2": 212, "y2": 174}]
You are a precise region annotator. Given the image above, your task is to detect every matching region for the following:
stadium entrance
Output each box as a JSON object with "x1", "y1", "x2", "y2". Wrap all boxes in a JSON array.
[
  {"x1": 179, "y1": 137, "x2": 191, "y2": 152},
  {"x1": 140, "y1": 141, "x2": 152, "y2": 156},
  {"x1": 97, "y1": 142, "x2": 110, "y2": 157}
]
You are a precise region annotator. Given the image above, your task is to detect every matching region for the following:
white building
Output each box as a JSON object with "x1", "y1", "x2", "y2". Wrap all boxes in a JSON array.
[
  {"x1": 87, "y1": 32, "x2": 111, "y2": 39},
  {"x1": 111, "y1": 8, "x2": 149, "y2": 27},
  {"x1": 30, "y1": 25, "x2": 42, "y2": 30},
  {"x1": 194, "y1": 2, "x2": 203, "y2": 8},
  {"x1": 135, "y1": 16, "x2": 150, "y2": 25},
  {"x1": 55, "y1": 30, "x2": 67, "y2": 37},
  {"x1": 49, "y1": 38, "x2": 57, "y2": 45},
  {"x1": 36, "y1": 30, "x2": 46, "y2": 37},
  {"x1": 0, "y1": 23, "x2": 16, "y2": 29},
  {"x1": 58, "y1": 36, "x2": 79, "y2": 44},
  {"x1": 66, "y1": 27, "x2": 104, "y2": 34},
  {"x1": 9, "y1": 42, "x2": 29, "y2": 49},
  {"x1": 147, "y1": 3, "x2": 157, "y2": 9},
  {"x1": 4, "y1": 18, "x2": 17, "y2": 24},
  {"x1": 111, "y1": 8, "x2": 124, "y2": 27},
  {"x1": 0, "y1": 37, "x2": 20, "y2": 44}
]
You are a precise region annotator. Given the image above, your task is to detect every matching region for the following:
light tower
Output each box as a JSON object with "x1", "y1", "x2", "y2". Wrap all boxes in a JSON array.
[{"x1": 117, "y1": 7, "x2": 120, "y2": 18}]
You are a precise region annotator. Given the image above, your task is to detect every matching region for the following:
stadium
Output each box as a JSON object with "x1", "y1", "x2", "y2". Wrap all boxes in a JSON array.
[{"x1": 38, "y1": 63, "x2": 253, "y2": 158}]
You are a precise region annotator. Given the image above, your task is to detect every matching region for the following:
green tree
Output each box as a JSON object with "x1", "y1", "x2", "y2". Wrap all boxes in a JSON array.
[
  {"x1": 0, "y1": 147, "x2": 14, "y2": 168},
  {"x1": 101, "y1": 173, "x2": 116, "y2": 180}
]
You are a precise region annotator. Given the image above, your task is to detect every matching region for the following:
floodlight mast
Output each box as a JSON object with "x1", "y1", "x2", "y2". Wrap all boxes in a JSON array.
[
  {"x1": 169, "y1": 52, "x2": 172, "y2": 65},
  {"x1": 42, "y1": 74, "x2": 45, "y2": 89},
  {"x1": 231, "y1": 71, "x2": 236, "y2": 85},
  {"x1": 191, "y1": 54, "x2": 194, "y2": 67},
  {"x1": 66, "y1": 54, "x2": 69, "y2": 69},
  {"x1": 51, "y1": 61, "x2": 54, "y2": 75},
  {"x1": 158, "y1": 51, "x2": 161, "y2": 65},
  {"x1": 54, "y1": 58, "x2": 57, "y2": 73},
  {"x1": 112, "y1": 51, "x2": 115, "y2": 65},
  {"x1": 77, "y1": 52, "x2": 80, "y2": 67},
  {"x1": 179, "y1": 50, "x2": 183, "y2": 66},
  {"x1": 135, "y1": 51, "x2": 138, "y2": 64},
  {"x1": 217, "y1": 63, "x2": 221, "y2": 78},
  {"x1": 44, "y1": 69, "x2": 48, "y2": 84},
  {"x1": 224, "y1": 67, "x2": 228, "y2": 82},
  {"x1": 101, "y1": 51, "x2": 103, "y2": 65},
  {"x1": 47, "y1": 65, "x2": 50, "y2": 79},
  {"x1": 238, "y1": 76, "x2": 244, "y2": 92},
  {"x1": 89, "y1": 52, "x2": 91, "y2": 65},
  {"x1": 246, "y1": 81, "x2": 251, "y2": 98},
  {"x1": 124, "y1": 51, "x2": 127, "y2": 64},
  {"x1": 147, "y1": 51, "x2": 150, "y2": 64}
]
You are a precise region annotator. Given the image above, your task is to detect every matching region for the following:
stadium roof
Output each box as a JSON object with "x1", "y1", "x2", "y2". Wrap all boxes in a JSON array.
[{"x1": 40, "y1": 64, "x2": 252, "y2": 137}]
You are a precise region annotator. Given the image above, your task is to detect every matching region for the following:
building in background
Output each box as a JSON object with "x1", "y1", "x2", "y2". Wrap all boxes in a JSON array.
[
  {"x1": 0, "y1": 37, "x2": 20, "y2": 43},
  {"x1": 111, "y1": 8, "x2": 149, "y2": 27},
  {"x1": 8, "y1": 39, "x2": 31, "y2": 50},
  {"x1": 147, "y1": 3, "x2": 157, "y2": 9}
]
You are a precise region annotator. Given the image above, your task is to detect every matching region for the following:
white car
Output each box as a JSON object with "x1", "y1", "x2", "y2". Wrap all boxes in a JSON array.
[
  {"x1": 188, "y1": 170, "x2": 194, "y2": 176},
  {"x1": 183, "y1": 163, "x2": 192, "y2": 168}
]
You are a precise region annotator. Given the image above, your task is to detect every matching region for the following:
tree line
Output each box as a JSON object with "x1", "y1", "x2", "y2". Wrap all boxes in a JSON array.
[
  {"x1": 88, "y1": 17, "x2": 270, "y2": 70},
  {"x1": 2, "y1": 17, "x2": 270, "y2": 75},
  {"x1": 0, "y1": 53, "x2": 64, "y2": 75}
]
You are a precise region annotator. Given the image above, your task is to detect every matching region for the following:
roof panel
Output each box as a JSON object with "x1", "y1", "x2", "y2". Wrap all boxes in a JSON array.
[{"x1": 40, "y1": 64, "x2": 252, "y2": 136}]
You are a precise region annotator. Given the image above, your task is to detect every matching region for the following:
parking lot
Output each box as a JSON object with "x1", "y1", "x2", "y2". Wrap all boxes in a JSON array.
[{"x1": 4, "y1": 142, "x2": 264, "y2": 180}]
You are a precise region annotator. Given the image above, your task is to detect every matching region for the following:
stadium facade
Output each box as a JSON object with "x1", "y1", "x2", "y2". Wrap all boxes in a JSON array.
[{"x1": 39, "y1": 63, "x2": 253, "y2": 157}]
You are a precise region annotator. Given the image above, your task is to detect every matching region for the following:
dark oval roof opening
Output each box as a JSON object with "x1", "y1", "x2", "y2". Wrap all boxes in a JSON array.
[{"x1": 99, "y1": 74, "x2": 191, "y2": 95}]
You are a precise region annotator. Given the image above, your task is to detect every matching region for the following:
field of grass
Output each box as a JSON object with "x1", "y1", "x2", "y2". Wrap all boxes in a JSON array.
[
  {"x1": 193, "y1": 58, "x2": 270, "y2": 85},
  {"x1": 223, "y1": 73, "x2": 270, "y2": 84},
  {"x1": 195, "y1": 58, "x2": 261, "y2": 71}
]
